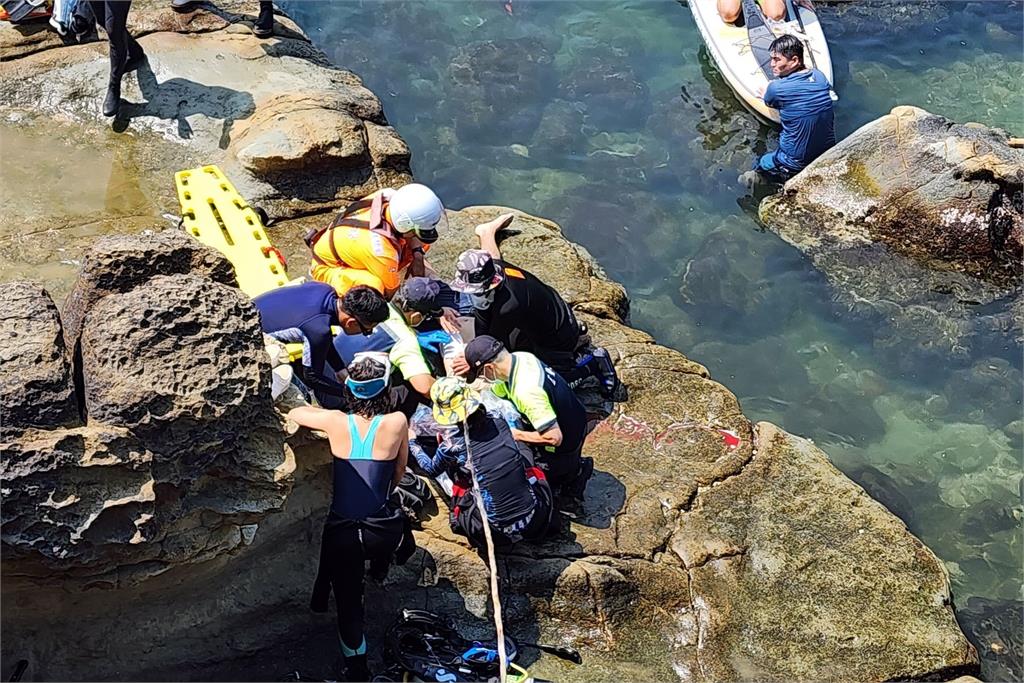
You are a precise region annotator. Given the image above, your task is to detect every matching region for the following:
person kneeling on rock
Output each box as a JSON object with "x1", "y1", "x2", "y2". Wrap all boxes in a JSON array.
[
  {"x1": 414, "y1": 377, "x2": 554, "y2": 549},
  {"x1": 288, "y1": 354, "x2": 416, "y2": 682},
  {"x1": 253, "y1": 282, "x2": 390, "y2": 405}
]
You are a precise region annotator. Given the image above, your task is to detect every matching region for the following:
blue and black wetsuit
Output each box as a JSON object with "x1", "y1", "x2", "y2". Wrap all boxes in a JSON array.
[
  {"x1": 411, "y1": 411, "x2": 551, "y2": 546},
  {"x1": 310, "y1": 414, "x2": 414, "y2": 669},
  {"x1": 252, "y1": 282, "x2": 346, "y2": 398}
]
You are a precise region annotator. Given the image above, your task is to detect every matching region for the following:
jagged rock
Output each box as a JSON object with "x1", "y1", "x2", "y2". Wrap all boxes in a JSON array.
[
  {"x1": 0, "y1": 282, "x2": 78, "y2": 435},
  {"x1": 62, "y1": 230, "x2": 235, "y2": 353},
  {"x1": 79, "y1": 273, "x2": 269, "y2": 433},
  {"x1": 2, "y1": 269, "x2": 291, "y2": 585},
  {"x1": 759, "y1": 106, "x2": 1023, "y2": 363}
]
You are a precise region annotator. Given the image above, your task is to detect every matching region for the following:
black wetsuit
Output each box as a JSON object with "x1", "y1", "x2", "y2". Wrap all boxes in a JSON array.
[
  {"x1": 310, "y1": 415, "x2": 413, "y2": 668},
  {"x1": 475, "y1": 260, "x2": 583, "y2": 373}
]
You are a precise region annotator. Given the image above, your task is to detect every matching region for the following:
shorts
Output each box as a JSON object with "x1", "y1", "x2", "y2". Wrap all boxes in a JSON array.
[{"x1": 754, "y1": 151, "x2": 799, "y2": 183}]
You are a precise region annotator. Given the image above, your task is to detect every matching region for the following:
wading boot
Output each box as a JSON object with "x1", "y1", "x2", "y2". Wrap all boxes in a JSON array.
[
  {"x1": 254, "y1": 3, "x2": 274, "y2": 37},
  {"x1": 102, "y1": 78, "x2": 121, "y2": 117}
]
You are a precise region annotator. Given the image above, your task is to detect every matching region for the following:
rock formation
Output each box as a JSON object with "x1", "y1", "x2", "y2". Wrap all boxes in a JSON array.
[
  {"x1": 759, "y1": 106, "x2": 1023, "y2": 364},
  {"x1": 2, "y1": 215, "x2": 978, "y2": 681},
  {"x1": 0, "y1": 11, "x2": 981, "y2": 683}
]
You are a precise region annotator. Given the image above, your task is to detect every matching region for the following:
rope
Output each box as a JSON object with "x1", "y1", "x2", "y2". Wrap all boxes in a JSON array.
[{"x1": 462, "y1": 414, "x2": 509, "y2": 683}]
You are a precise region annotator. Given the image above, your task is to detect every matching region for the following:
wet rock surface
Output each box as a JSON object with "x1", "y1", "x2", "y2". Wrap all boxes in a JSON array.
[
  {"x1": 0, "y1": 0, "x2": 411, "y2": 220},
  {"x1": 0, "y1": 281, "x2": 78, "y2": 435},
  {"x1": 759, "y1": 106, "x2": 1023, "y2": 363},
  {"x1": 1, "y1": 210, "x2": 979, "y2": 681}
]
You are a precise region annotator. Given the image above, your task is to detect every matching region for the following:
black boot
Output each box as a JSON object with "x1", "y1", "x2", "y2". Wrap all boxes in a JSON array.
[
  {"x1": 102, "y1": 79, "x2": 121, "y2": 117},
  {"x1": 342, "y1": 654, "x2": 370, "y2": 682},
  {"x1": 254, "y1": 3, "x2": 274, "y2": 37},
  {"x1": 124, "y1": 37, "x2": 146, "y2": 72}
]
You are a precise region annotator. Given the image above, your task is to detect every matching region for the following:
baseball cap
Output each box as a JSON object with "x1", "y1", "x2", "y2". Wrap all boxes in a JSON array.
[
  {"x1": 451, "y1": 250, "x2": 504, "y2": 295},
  {"x1": 463, "y1": 335, "x2": 505, "y2": 382},
  {"x1": 398, "y1": 277, "x2": 443, "y2": 315}
]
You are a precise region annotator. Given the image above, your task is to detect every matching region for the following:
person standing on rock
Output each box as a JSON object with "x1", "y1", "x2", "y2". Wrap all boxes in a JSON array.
[
  {"x1": 288, "y1": 354, "x2": 415, "y2": 682},
  {"x1": 742, "y1": 33, "x2": 835, "y2": 185},
  {"x1": 172, "y1": 0, "x2": 276, "y2": 38},
  {"x1": 252, "y1": 282, "x2": 390, "y2": 403},
  {"x1": 305, "y1": 184, "x2": 447, "y2": 299},
  {"x1": 449, "y1": 232, "x2": 619, "y2": 398},
  {"x1": 89, "y1": 0, "x2": 145, "y2": 117},
  {"x1": 462, "y1": 336, "x2": 593, "y2": 510}
]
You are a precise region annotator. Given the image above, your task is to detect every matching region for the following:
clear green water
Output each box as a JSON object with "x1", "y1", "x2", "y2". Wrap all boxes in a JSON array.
[{"x1": 280, "y1": 0, "x2": 1023, "y2": 676}]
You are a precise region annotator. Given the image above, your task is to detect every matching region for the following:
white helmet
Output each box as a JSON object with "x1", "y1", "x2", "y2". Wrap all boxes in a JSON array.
[{"x1": 388, "y1": 183, "x2": 446, "y2": 244}]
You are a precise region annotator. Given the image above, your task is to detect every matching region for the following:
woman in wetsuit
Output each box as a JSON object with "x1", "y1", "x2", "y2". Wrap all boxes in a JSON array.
[{"x1": 287, "y1": 353, "x2": 411, "y2": 681}]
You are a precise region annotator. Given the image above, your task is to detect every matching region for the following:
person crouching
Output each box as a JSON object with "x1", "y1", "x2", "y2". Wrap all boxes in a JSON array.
[{"x1": 425, "y1": 377, "x2": 554, "y2": 549}]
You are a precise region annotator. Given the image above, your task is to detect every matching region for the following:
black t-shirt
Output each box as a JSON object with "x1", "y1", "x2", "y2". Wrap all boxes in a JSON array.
[{"x1": 475, "y1": 260, "x2": 581, "y2": 356}]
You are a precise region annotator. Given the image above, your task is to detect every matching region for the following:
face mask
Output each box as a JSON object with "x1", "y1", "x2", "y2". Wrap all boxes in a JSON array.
[{"x1": 470, "y1": 290, "x2": 494, "y2": 310}]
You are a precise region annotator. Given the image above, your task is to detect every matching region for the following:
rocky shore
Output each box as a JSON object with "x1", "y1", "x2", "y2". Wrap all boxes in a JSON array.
[{"x1": 0, "y1": 5, "x2": 983, "y2": 682}]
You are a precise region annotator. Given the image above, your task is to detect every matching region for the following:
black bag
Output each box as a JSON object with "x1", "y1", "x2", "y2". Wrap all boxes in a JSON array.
[{"x1": 394, "y1": 472, "x2": 429, "y2": 517}]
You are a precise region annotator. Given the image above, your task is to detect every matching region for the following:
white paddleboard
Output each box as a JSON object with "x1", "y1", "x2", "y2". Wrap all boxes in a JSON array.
[{"x1": 688, "y1": 0, "x2": 836, "y2": 123}]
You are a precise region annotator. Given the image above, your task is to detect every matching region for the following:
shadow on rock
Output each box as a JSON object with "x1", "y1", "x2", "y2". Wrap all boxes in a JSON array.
[{"x1": 115, "y1": 57, "x2": 255, "y2": 144}]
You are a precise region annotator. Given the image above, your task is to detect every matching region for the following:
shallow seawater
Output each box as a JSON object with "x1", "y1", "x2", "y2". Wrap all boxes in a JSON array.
[{"x1": 280, "y1": 0, "x2": 1024, "y2": 676}]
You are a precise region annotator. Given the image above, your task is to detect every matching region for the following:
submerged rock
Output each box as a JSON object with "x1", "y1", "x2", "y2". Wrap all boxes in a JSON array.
[
  {"x1": 760, "y1": 106, "x2": 1023, "y2": 363},
  {"x1": 447, "y1": 37, "x2": 556, "y2": 145}
]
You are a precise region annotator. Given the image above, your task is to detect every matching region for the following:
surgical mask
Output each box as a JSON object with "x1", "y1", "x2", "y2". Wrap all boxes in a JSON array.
[{"x1": 470, "y1": 290, "x2": 495, "y2": 310}]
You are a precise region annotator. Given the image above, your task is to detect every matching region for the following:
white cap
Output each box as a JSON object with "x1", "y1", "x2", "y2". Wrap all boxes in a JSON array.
[{"x1": 389, "y1": 183, "x2": 445, "y2": 235}]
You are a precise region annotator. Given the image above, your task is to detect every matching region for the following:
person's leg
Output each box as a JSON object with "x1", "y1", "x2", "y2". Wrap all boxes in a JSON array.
[
  {"x1": 761, "y1": 0, "x2": 787, "y2": 21},
  {"x1": 473, "y1": 213, "x2": 514, "y2": 259},
  {"x1": 95, "y1": 0, "x2": 131, "y2": 116},
  {"x1": 326, "y1": 524, "x2": 370, "y2": 680},
  {"x1": 254, "y1": 0, "x2": 274, "y2": 37},
  {"x1": 717, "y1": 0, "x2": 741, "y2": 24}
]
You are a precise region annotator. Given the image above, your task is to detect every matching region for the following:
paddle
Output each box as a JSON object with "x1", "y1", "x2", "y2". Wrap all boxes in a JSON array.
[{"x1": 741, "y1": 0, "x2": 776, "y2": 80}]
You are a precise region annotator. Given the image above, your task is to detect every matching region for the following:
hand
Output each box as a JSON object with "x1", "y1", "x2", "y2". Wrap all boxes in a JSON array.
[
  {"x1": 335, "y1": 369, "x2": 348, "y2": 384},
  {"x1": 755, "y1": 84, "x2": 766, "y2": 99},
  {"x1": 439, "y1": 307, "x2": 461, "y2": 334},
  {"x1": 451, "y1": 353, "x2": 470, "y2": 376}
]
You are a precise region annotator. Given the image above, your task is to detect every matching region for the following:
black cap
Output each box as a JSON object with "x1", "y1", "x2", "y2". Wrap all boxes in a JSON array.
[
  {"x1": 464, "y1": 335, "x2": 504, "y2": 382},
  {"x1": 398, "y1": 277, "x2": 443, "y2": 315}
]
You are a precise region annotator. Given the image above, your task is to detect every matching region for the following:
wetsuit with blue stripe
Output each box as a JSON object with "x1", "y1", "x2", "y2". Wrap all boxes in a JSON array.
[
  {"x1": 310, "y1": 414, "x2": 412, "y2": 670},
  {"x1": 253, "y1": 282, "x2": 345, "y2": 397}
]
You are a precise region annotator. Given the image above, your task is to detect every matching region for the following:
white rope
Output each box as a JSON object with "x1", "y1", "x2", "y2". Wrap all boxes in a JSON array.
[{"x1": 462, "y1": 414, "x2": 509, "y2": 683}]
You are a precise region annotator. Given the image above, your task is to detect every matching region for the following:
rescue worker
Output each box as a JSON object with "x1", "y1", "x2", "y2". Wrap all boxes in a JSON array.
[
  {"x1": 450, "y1": 247, "x2": 619, "y2": 398},
  {"x1": 463, "y1": 336, "x2": 593, "y2": 507},
  {"x1": 253, "y1": 282, "x2": 390, "y2": 403},
  {"x1": 305, "y1": 183, "x2": 448, "y2": 297},
  {"x1": 391, "y1": 277, "x2": 472, "y2": 375},
  {"x1": 413, "y1": 377, "x2": 553, "y2": 548}
]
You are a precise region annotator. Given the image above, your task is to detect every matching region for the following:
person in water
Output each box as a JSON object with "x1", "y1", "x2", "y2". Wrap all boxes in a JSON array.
[
  {"x1": 412, "y1": 377, "x2": 553, "y2": 549},
  {"x1": 253, "y1": 282, "x2": 390, "y2": 404},
  {"x1": 289, "y1": 354, "x2": 413, "y2": 682},
  {"x1": 718, "y1": 0, "x2": 785, "y2": 23},
  {"x1": 745, "y1": 33, "x2": 836, "y2": 184}
]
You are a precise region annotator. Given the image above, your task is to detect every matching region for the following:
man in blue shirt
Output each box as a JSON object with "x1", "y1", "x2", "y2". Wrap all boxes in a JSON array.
[{"x1": 748, "y1": 34, "x2": 835, "y2": 184}]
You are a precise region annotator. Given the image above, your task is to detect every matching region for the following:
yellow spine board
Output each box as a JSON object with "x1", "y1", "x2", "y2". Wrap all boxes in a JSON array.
[{"x1": 174, "y1": 165, "x2": 288, "y2": 298}]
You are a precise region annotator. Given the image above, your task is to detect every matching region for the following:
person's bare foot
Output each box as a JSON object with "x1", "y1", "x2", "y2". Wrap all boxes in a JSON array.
[{"x1": 474, "y1": 213, "x2": 515, "y2": 240}]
